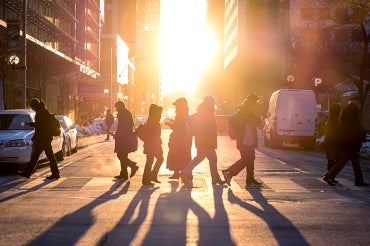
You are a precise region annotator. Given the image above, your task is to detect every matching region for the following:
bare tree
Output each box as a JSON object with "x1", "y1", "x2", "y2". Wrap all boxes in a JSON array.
[{"x1": 319, "y1": 0, "x2": 369, "y2": 109}]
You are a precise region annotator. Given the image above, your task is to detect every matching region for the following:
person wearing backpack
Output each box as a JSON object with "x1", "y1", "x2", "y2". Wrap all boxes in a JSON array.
[
  {"x1": 179, "y1": 96, "x2": 226, "y2": 185},
  {"x1": 222, "y1": 93, "x2": 262, "y2": 188},
  {"x1": 18, "y1": 98, "x2": 60, "y2": 179}
]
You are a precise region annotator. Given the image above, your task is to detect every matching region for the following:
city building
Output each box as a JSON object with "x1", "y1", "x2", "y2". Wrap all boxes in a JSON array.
[
  {"x1": 0, "y1": 0, "x2": 102, "y2": 123},
  {"x1": 223, "y1": 0, "x2": 284, "y2": 110},
  {"x1": 99, "y1": 0, "x2": 161, "y2": 116}
]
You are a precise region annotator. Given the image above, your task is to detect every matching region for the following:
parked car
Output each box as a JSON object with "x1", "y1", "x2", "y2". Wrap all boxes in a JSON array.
[
  {"x1": 0, "y1": 109, "x2": 64, "y2": 166},
  {"x1": 263, "y1": 89, "x2": 317, "y2": 149},
  {"x1": 55, "y1": 115, "x2": 78, "y2": 156},
  {"x1": 134, "y1": 115, "x2": 148, "y2": 127}
]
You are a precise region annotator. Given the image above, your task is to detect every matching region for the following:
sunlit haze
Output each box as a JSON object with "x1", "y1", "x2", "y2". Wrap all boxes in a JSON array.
[{"x1": 160, "y1": 0, "x2": 216, "y2": 96}]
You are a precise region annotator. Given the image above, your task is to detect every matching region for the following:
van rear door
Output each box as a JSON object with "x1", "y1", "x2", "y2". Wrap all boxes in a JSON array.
[{"x1": 276, "y1": 93, "x2": 316, "y2": 137}]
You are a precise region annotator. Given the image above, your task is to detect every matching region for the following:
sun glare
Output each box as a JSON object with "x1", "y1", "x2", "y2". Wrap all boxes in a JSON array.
[{"x1": 160, "y1": 0, "x2": 216, "y2": 96}]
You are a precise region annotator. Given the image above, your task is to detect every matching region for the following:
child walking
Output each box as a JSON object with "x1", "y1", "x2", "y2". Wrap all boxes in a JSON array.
[{"x1": 142, "y1": 104, "x2": 164, "y2": 186}]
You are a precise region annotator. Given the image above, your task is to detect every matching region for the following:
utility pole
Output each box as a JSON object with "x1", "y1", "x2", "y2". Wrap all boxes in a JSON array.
[{"x1": 21, "y1": 0, "x2": 27, "y2": 108}]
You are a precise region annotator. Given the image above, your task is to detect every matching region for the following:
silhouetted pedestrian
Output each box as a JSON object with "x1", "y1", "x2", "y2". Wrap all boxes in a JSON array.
[
  {"x1": 105, "y1": 108, "x2": 114, "y2": 140},
  {"x1": 323, "y1": 102, "x2": 341, "y2": 172},
  {"x1": 180, "y1": 96, "x2": 226, "y2": 185},
  {"x1": 166, "y1": 98, "x2": 192, "y2": 179},
  {"x1": 18, "y1": 98, "x2": 60, "y2": 179},
  {"x1": 113, "y1": 101, "x2": 138, "y2": 180},
  {"x1": 222, "y1": 93, "x2": 263, "y2": 188},
  {"x1": 141, "y1": 104, "x2": 164, "y2": 186},
  {"x1": 323, "y1": 101, "x2": 368, "y2": 186}
]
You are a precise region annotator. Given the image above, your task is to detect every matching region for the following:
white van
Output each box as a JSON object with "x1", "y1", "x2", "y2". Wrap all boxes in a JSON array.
[{"x1": 263, "y1": 89, "x2": 317, "y2": 149}]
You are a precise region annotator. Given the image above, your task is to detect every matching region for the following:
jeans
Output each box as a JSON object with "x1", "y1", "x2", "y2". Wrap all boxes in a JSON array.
[{"x1": 181, "y1": 148, "x2": 222, "y2": 182}]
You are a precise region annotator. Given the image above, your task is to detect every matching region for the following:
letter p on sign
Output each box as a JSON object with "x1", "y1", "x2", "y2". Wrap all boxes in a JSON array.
[{"x1": 314, "y1": 78, "x2": 322, "y2": 86}]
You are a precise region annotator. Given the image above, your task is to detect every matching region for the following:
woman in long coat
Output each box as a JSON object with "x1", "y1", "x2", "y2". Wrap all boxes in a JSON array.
[
  {"x1": 323, "y1": 102, "x2": 341, "y2": 171},
  {"x1": 114, "y1": 101, "x2": 139, "y2": 180},
  {"x1": 166, "y1": 98, "x2": 192, "y2": 179}
]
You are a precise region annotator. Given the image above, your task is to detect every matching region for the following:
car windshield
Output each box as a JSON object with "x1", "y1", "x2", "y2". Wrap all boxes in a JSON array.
[{"x1": 0, "y1": 114, "x2": 33, "y2": 130}]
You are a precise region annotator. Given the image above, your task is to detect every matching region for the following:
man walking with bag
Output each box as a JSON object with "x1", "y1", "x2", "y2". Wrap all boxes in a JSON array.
[
  {"x1": 222, "y1": 93, "x2": 262, "y2": 188},
  {"x1": 18, "y1": 98, "x2": 60, "y2": 179},
  {"x1": 113, "y1": 101, "x2": 139, "y2": 180}
]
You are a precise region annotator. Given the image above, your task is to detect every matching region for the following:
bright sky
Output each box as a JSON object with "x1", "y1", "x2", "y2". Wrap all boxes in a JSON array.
[{"x1": 160, "y1": 0, "x2": 216, "y2": 96}]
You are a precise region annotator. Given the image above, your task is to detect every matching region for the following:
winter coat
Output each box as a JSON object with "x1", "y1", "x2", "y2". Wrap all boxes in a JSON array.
[
  {"x1": 30, "y1": 107, "x2": 53, "y2": 142},
  {"x1": 232, "y1": 106, "x2": 261, "y2": 149},
  {"x1": 114, "y1": 108, "x2": 135, "y2": 154},
  {"x1": 338, "y1": 103, "x2": 366, "y2": 152},
  {"x1": 189, "y1": 102, "x2": 217, "y2": 150},
  {"x1": 143, "y1": 116, "x2": 163, "y2": 156},
  {"x1": 166, "y1": 113, "x2": 192, "y2": 171}
]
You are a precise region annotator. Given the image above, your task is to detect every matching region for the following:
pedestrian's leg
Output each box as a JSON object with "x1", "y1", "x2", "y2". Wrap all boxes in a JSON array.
[
  {"x1": 207, "y1": 150, "x2": 223, "y2": 183},
  {"x1": 245, "y1": 148, "x2": 258, "y2": 185},
  {"x1": 324, "y1": 151, "x2": 350, "y2": 183},
  {"x1": 225, "y1": 147, "x2": 248, "y2": 176},
  {"x1": 23, "y1": 142, "x2": 44, "y2": 177},
  {"x1": 327, "y1": 159, "x2": 335, "y2": 171},
  {"x1": 180, "y1": 150, "x2": 206, "y2": 180},
  {"x1": 116, "y1": 152, "x2": 129, "y2": 179},
  {"x1": 143, "y1": 154, "x2": 154, "y2": 185},
  {"x1": 350, "y1": 152, "x2": 366, "y2": 185},
  {"x1": 151, "y1": 154, "x2": 164, "y2": 183},
  {"x1": 44, "y1": 141, "x2": 60, "y2": 177}
]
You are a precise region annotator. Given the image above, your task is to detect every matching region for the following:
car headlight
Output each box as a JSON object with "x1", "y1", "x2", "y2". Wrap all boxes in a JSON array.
[{"x1": 6, "y1": 139, "x2": 33, "y2": 147}]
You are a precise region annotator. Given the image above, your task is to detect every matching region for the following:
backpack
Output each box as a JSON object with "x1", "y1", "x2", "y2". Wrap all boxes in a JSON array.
[
  {"x1": 135, "y1": 123, "x2": 148, "y2": 141},
  {"x1": 227, "y1": 115, "x2": 237, "y2": 140},
  {"x1": 48, "y1": 113, "x2": 62, "y2": 137}
]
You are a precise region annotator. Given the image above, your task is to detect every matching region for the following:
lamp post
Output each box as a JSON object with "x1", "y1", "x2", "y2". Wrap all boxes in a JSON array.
[
  {"x1": 22, "y1": 0, "x2": 27, "y2": 108},
  {"x1": 109, "y1": 47, "x2": 113, "y2": 110}
]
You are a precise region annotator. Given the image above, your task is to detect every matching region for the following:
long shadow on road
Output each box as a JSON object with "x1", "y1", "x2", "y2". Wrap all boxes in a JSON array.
[
  {"x1": 227, "y1": 188, "x2": 308, "y2": 246},
  {"x1": 27, "y1": 180, "x2": 130, "y2": 246}
]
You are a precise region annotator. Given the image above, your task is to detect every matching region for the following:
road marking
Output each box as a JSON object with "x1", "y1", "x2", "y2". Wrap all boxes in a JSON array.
[
  {"x1": 261, "y1": 177, "x2": 309, "y2": 192},
  {"x1": 18, "y1": 178, "x2": 66, "y2": 190}
]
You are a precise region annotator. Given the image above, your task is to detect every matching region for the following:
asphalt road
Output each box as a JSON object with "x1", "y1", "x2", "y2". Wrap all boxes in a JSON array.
[{"x1": 0, "y1": 129, "x2": 369, "y2": 246}]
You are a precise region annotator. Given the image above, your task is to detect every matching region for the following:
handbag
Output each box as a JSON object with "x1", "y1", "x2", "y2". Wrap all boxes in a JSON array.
[
  {"x1": 128, "y1": 132, "x2": 138, "y2": 152},
  {"x1": 243, "y1": 125, "x2": 256, "y2": 147}
]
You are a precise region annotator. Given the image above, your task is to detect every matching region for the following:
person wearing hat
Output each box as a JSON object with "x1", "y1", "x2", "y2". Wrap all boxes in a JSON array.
[
  {"x1": 166, "y1": 98, "x2": 192, "y2": 179},
  {"x1": 113, "y1": 101, "x2": 139, "y2": 180},
  {"x1": 142, "y1": 104, "x2": 164, "y2": 185},
  {"x1": 222, "y1": 93, "x2": 263, "y2": 188},
  {"x1": 18, "y1": 98, "x2": 60, "y2": 179},
  {"x1": 179, "y1": 96, "x2": 226, "y2": 185}
]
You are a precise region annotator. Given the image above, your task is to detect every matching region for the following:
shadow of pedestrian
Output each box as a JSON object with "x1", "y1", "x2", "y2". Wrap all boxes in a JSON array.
[
  {"x1": 211, "y1": 186, "x2": 236, "y2": 245},
  {"x1": 139, "y1": 182, "x2": 213, "y2": 245},
  {"x1": 0, "y1": 179, "x2": 53, "y2": 203},
  {"x1": 227, "y1": 189, "x2": 309, "y2": 245},
  {"x1": 27, "y1": 179, "x2": 130, "y2": 246},
  {"x1": 97, "y1": 185, "x2": 159, "y2": 245}
]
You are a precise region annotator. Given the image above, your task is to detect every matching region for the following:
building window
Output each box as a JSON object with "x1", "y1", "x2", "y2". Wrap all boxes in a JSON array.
[
  {"x1": 335, "y1": 8, "x2": 348, "y2": 23},
  {"x1": 318, "y1": 8, "x2": 331, "y2": 20},
  {"x1": 300, "y1": 8, "x2": 314, "y2": 20}
]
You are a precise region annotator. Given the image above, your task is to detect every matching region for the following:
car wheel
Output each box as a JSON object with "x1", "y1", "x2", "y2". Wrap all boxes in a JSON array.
[
  {"x1": 71, "y1": 138, "x2": 78, "y2": 154},
  {"x1": 269, "y1": 130, "x2": 281, "y2": 149},
  {"x1": 63, "y1": 140, "x2": 71, "y2": 156}
]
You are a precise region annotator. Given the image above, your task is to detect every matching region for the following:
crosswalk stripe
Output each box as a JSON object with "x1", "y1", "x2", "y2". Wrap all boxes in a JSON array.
[
  {"x1": 16, "y1": 176, "x2": 361, "y2": 193},
  {"x1": 18, "y1": 178, "x2": 66, "y2": 190},
  {"x1": 260, "y1": 177, "x2": 309, "y2": 192}
]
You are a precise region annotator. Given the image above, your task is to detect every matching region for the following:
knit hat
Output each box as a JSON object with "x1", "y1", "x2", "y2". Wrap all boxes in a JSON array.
[{"x1": 149, "y1": 104, "x2": 163, "y2": 117}]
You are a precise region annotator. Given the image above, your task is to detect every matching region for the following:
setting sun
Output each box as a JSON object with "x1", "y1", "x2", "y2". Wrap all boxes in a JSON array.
[{"x1": 159, "y1": 0, "x2": 216, "y2": 96}]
